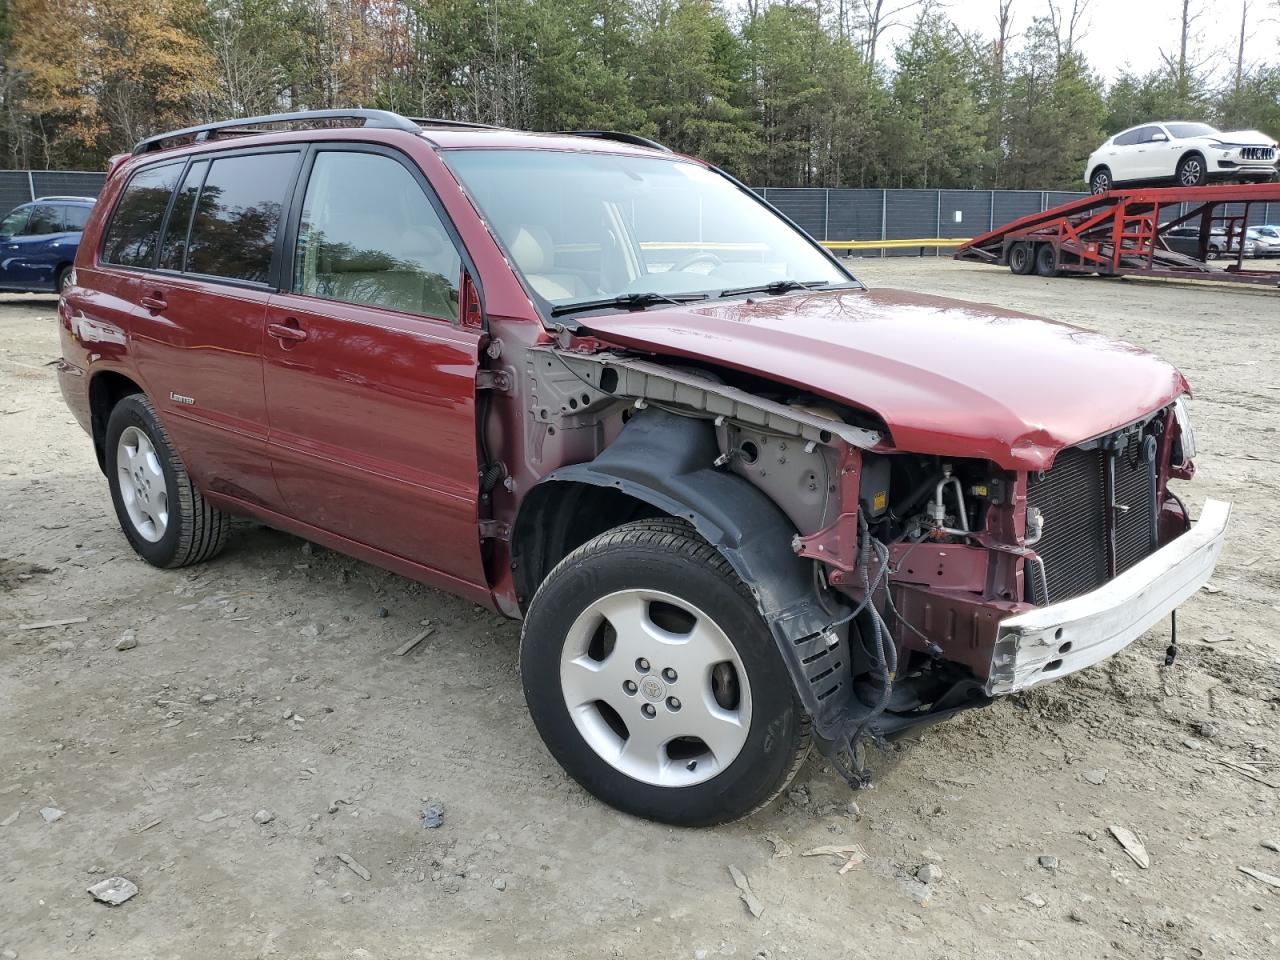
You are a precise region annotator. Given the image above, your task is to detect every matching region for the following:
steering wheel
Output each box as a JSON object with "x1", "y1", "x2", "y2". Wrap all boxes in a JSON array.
[{"x1": 671, "y1": 250, "x2": 724, "y2": 274}]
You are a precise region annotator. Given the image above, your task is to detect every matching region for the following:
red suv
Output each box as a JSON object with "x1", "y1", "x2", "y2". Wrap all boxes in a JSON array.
[{"x1": 58, "y1": 110, "x2": 1229, "y2": 826}]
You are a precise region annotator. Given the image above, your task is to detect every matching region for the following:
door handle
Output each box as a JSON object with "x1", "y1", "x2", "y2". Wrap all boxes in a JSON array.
[
  {"x1": 140, "y1": 293, "x2": 167, "y2": 312},
  {"x1": 267, "y1": 320, "x2": 308, "y2": 343}
]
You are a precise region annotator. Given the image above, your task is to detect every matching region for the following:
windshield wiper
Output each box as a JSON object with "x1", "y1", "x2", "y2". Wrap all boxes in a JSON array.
[
  {"x1": 549, "y1": 291, "x2": 709, "y2": 318},
  {"x1": 719, "y1": 279, "x2": 831, "y2": 298}
]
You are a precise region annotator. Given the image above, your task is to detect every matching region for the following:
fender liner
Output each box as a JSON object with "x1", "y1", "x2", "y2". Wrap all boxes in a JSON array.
[{"x1": 533, "y1": 407, "x2": 855, "y2": 746}]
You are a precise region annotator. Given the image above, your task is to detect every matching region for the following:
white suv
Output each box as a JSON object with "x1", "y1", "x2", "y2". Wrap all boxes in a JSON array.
[{"x1": 1085, "y1": 122, "x2": 1278, "y2": 194}]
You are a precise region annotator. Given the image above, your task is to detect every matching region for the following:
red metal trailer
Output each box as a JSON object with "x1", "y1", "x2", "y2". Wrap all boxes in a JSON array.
[{"x1": 955, "y1": 183, "x2": 1280, "y2": 286}]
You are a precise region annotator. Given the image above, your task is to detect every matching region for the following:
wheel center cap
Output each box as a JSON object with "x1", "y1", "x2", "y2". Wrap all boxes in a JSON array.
[{"x1": 639, "y1": 675, "x2": 666, "y2": 703}]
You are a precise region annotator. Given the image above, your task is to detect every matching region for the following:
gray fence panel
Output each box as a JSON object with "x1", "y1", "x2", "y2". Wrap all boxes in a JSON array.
[
  {"x1": 1045, "y1": 191, "x2": 1087, "y2": 208},
  {"x1": 0, "y1": 172, "x2": 32, "y2": 215},
  {"x1": 31, "y1": 170, "x2": 106, "y2": 200},
  {"x1": 939, "y1": 190, "x2": 990, "y2": 239},
  {"x1": 0, "y1": 169, "x2": 106, "y2": 216},
  {"x1": 761, "y1": 187, "x2": 828, "y2": 239},
  {"x1": 992, "y1": 191, "x2": 1044, "y2": 229},
  {"x1": 824, "y1": 188, "x2": 884, "y2": 241}
]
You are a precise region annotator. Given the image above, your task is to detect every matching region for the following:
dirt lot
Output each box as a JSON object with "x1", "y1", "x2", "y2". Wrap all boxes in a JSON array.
[{"x1": 2, "y1": 258, "x2": 1278, "y2": 960}]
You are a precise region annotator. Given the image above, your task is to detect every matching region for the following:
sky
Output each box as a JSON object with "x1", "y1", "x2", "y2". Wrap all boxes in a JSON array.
[{"x1": 940, "y1": 0, "x2": 1280, "y2": 83}]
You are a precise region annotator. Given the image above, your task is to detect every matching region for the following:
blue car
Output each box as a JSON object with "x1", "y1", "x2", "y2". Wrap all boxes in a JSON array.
[{"x1": 0, "y1": 196, "x2": 96, "y2": 294}]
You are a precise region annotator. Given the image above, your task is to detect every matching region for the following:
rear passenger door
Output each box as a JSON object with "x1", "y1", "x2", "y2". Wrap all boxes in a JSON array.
[
  {"x1": 263, "y1": 145, "x2": 485, "y2": 587},
  {"x1": 127, "y1": 147, "x2": 301, "y2": 509}
]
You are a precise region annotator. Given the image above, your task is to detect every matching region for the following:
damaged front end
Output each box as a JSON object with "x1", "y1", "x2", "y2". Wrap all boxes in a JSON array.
[{"x1": 529, "y1": 346, "x2": 1229, "y2": 788}]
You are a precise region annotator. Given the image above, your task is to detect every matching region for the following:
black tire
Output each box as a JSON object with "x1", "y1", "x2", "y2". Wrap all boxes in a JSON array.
[
  {"x1": 1008, "y1": 241, "x2": 1034, "y2": 275},
  {"x1": 55, "y1": 265, "x2": 72, "y2": 296},
  {"x1": 520, "y1": 518, "x2": 810, "y2": 826},
  {"x1": 1034, "y1": 243, "x2": 1059, "y2": 277},
  {"x1": 1089, "y1": 167, "x2": 1112, "y2": 194},
  {"x1": 1177, "y1": 153, "x2": 1207, "y2": 187},
  {"x1": 1205, "y1": 244, "x2": 1220, "y2": 261},
  {"x1": 105, "y1": 393, "x2": 229, "y2": 568}
]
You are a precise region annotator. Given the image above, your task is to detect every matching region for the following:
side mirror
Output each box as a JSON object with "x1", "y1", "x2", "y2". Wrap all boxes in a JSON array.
[{"x1": 1150, "y1": 133, "x2": 1168, "y2": 142}]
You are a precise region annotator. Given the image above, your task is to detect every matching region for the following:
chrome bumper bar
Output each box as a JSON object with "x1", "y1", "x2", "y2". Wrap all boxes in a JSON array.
[{"x1": 987, "y1": 498, "x2": 1231, "y2": 696}]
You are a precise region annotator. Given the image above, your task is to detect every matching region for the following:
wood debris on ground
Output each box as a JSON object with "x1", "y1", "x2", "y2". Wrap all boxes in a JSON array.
[
  {"x1": 1108, "y1": 824, "x2": 1150, "y2": 869},
  {"x1": 18, "y1": 616, "x2": 88, "y2": 630},
  {"x1": 1238, "y1": 866, "x2": 1280, "y2": 889},
  {"x1": 338, "y1": 853, "x2": 371, "y2": 881},
  {"x1": 727, "y1": 864, "x2": 763, "y2": 918},
  {"x1": 391, "y1": 626, "x2": 434, "y2": 657}
]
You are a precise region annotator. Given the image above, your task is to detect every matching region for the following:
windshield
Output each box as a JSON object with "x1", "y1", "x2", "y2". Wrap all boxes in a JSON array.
[
  {"x1": 1166, "y1": 123, "x2": 1218, "y2": 139},
  {"x1": 443, "y1": 149, "x2": 850, "y2": 310},
  {"x1": 0, "y1": 208, "x2": 29, "y2": 236}
]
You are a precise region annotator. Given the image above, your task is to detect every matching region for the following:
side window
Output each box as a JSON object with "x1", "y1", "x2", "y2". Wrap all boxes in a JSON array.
[
  {"x1": 0, "y1": 206, "x2": 30, "y2": 236},
  {"x1": 292, "y1": 151, "x2": 461, "y2": 320},
  {"x1": 25, "y1": 204, "x2": 62, "y2": 235},
  {"x1": 1140, "y1": 126, "x2": 1165, "y2": 143},
  {"x1": 102, "y1": 162, "x2": 183, "y2": 267},
  {"x1": 158, "y1": 159, "x2": 208, "y2": 271},
  {"x1": 61, "y1": 205, "x2": 91, "y2": 231},
  {"x1": 1113, "y1": 129, "x2": 1142, "y2": 147},
  {"x1": 185, "y1": 152, "x2": 297, "y2": 283}
]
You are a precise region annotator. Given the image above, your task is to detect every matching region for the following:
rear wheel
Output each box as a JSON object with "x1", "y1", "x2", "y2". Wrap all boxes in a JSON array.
[
  {"x1": 1089, "y1": 167, "x2": 1112, "y2": 194},
  {"x1": 520, "y1": 519, "x2": 809, "y2": 826},
  {"x1": 105, "y1": 393, "x2": 229, "y2": 568},
  {"x1": 55, "y1": 265, "x2": 72, "y2": 296},
  {"x1": 1205, "y1": 244, "x2": 1221, "y2": 261},
  {"x1": 1177, "y1": 154, "x2": 1207, "y2": 187},
  {"x1": 1008, "y1": 242, "x2": 1034, "y2": 275},
  {"x1": 1034, "y1": 243, "x2": 1060, "y2": 277}
]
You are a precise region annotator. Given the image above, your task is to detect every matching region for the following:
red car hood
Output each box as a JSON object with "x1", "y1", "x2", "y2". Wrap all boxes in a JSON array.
[{"x1": 583, "y1": 287, "x2": 1188, "y2": 471}]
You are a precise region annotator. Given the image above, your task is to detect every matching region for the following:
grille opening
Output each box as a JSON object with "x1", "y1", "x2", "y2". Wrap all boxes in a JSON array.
[
  {"x1": 1044, "y1": 658, "x2": 1064, "y2": 672},
  {"x1": 1058, "y1": 641, "x2": 1073, "y2": 654},
  {"x1": 1027, "y1": 432, "x2": 1158, "y2": 606}
]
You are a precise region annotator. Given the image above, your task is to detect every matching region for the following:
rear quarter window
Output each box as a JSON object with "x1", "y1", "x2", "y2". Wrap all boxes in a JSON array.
[
  {"x1": 101, "y1": 162, "x2": 183, "y2": 267},
  {"x1": 62, "y1": 205, "x2": 92, "y2": 231}
]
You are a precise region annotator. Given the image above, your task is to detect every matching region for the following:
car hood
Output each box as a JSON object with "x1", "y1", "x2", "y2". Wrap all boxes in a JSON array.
[
  {"x1": 1209, "y1": 129, "x2": 1277, "y2": 145},
  {"x1": 582, "y1": 287, "x2": 1188, "y2": 471}
]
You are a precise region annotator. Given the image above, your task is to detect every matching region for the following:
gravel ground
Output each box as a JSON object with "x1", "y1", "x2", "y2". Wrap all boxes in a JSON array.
[{"x1": 2, "y1": 259, "x2": 1278, "y2": 959}]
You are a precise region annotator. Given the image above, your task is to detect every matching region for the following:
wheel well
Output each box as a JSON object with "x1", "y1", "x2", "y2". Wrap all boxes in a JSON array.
[
  {"x1": 88, "y1": 371, "x2": 143, "y2": 471},
  {"x1": 1178, "y1": 150, "x2": 1205, "y2": 169},
  {"x1": 1089, "y1": 164, "x2": 1110, "y2": 180},
  {"x1": 511, "y1": 481, "x2": 670, "y2": 610}
]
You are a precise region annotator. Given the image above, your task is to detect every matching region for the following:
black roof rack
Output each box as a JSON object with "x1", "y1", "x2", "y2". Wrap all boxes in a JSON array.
[
  {"x1": 558, "y1": 130, "x2": 672, "y2": 152},
  {"x1": 405, "y1": 116, "x2": 503, "y2": 130},
  {"x1": 132, "y1": 108, "x2": 427, "y2": 155}
]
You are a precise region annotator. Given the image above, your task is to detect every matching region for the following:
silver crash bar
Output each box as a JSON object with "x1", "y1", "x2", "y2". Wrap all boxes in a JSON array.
[{"x1": 987, "y1": 498, "x2": 1231, "y2": 695}]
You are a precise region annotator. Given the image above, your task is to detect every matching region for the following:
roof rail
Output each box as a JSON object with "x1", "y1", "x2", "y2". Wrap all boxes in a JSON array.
[
  {"x1": 132, "y1": 108, "x2": 423, "y2": 155},
  {"x1": 559, "y1": 130, "x2": 672, "y2": 152},
  {"x1": 405, "y1": 116, "x2": 503, "y2": 130},
  {"x1": 34, "y1": 195, "x2": 97, "y2": 203}
]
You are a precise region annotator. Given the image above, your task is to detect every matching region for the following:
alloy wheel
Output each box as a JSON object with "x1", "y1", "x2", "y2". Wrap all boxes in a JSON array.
[{"x1": 117, "y1": 425, "x2": 169, "y2": 542}]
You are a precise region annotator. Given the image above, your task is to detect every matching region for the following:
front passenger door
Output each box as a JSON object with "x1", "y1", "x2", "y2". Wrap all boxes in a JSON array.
[{"x1": 263, "y1": 146, "x2": 486, "y2": 588}]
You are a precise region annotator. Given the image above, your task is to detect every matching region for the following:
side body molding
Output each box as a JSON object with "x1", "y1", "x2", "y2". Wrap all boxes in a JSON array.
[{"x1": 531, "y1": 407, "x2": 855, "y2": 745}]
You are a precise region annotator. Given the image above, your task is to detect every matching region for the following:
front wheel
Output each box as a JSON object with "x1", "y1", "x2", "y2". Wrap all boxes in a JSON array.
[
  {"x1": 105, "y1": 393, "x2": 229, "y2": 568},
  {"x1": 1177, "y1": 154, "x2": 1207, "y2": 187},
  {"x1": 520, "y1": 519, "x2": 809, "y2": 826},
  {"x1": 1089, "y1": 167, "x2": 1112, "y2": 194}
]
